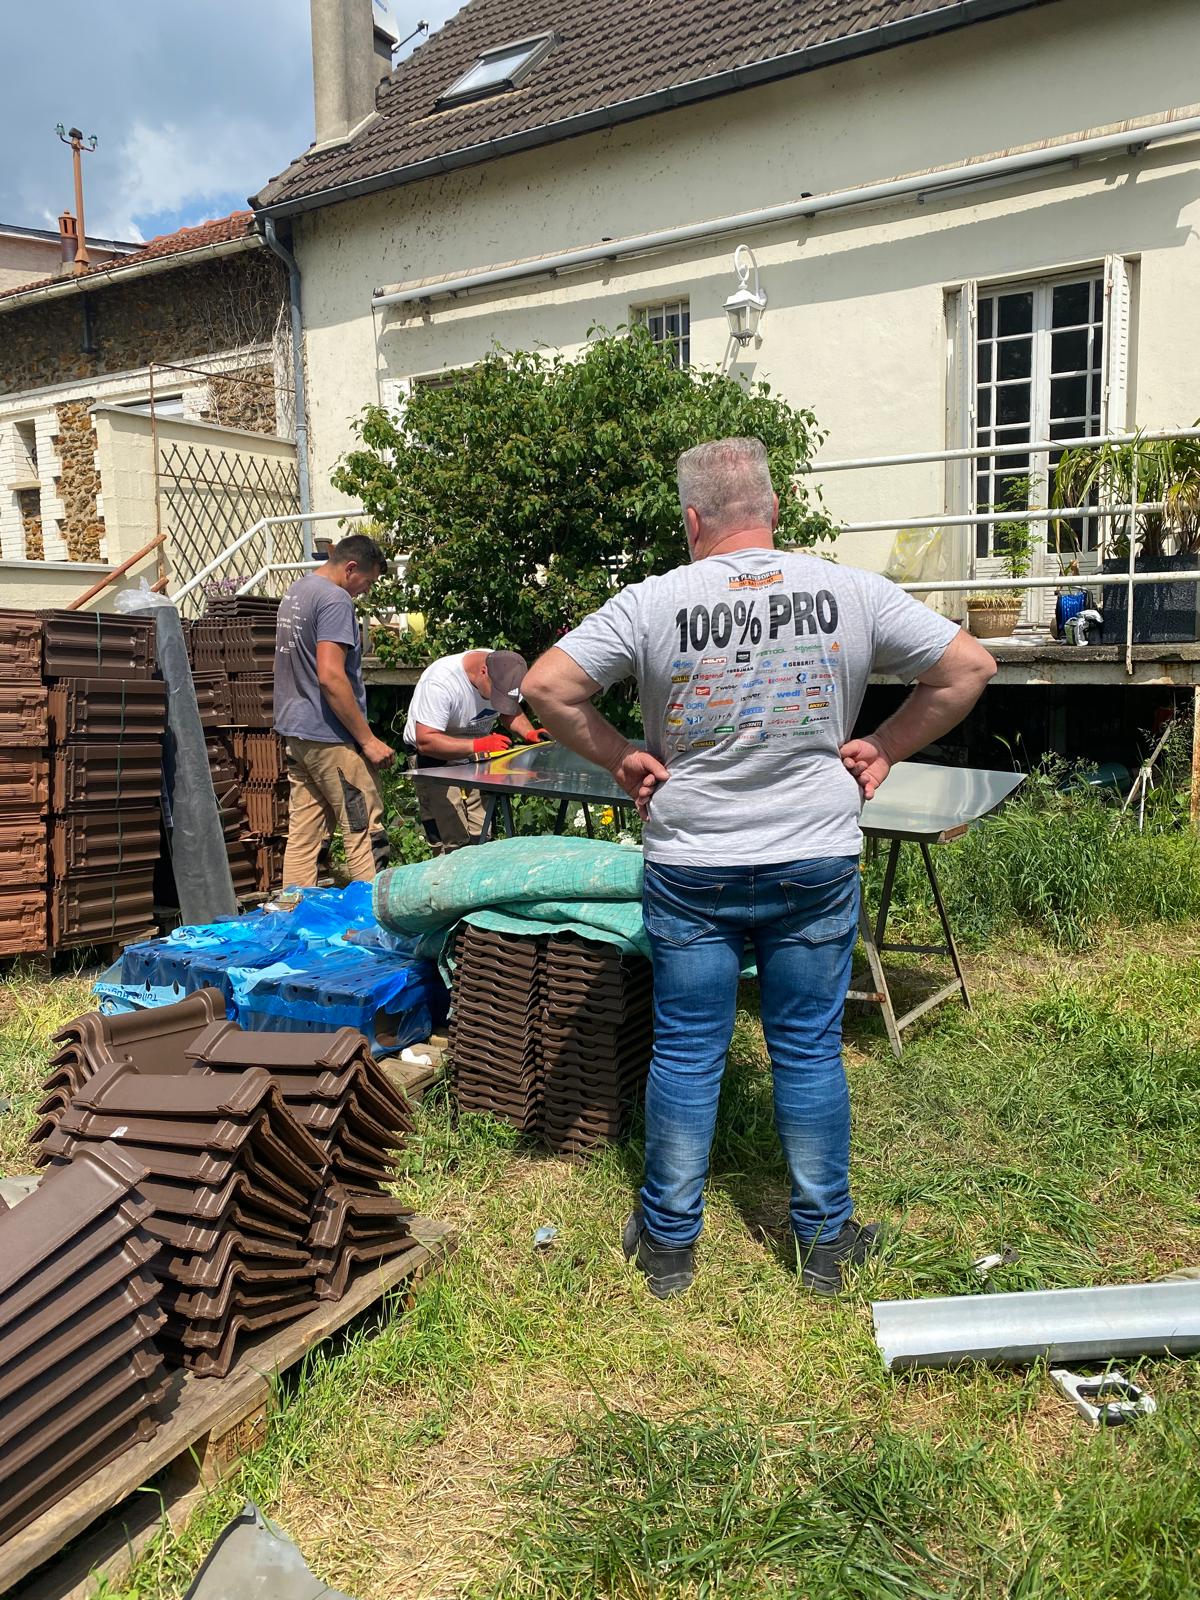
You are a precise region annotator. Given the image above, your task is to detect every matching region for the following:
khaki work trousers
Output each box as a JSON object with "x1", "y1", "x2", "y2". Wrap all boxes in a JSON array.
[
  {"x1": 282, "y1": 737, "x2": 388, "y2": 888},
  {"x1": 413, "y1": 774, "x2": 485, "y2": 855}
]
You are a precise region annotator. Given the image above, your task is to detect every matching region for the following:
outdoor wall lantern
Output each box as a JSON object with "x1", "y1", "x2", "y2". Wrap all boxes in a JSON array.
[{"x1": 724, "y1": 246, "x2": 767, "y2": 345}]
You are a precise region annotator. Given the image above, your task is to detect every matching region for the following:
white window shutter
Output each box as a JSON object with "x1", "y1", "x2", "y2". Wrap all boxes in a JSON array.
[
  {"x1": 947, "y1": 282, "x2": 977, "y2": 582},
  {"x1": 1101, "y1": 255, "x2": 1131, "y2": 435}
]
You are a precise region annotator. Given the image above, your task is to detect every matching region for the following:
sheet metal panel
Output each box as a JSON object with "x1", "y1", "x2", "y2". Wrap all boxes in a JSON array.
[
  {"x1": 0, "y1": 815, "x2": 47, "y2": 887},
  {"x1": 417, "y1": 746, "x2": 1027, "y2": 842}
]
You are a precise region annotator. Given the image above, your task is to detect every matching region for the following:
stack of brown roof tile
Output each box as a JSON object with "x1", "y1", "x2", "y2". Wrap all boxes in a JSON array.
[
  {"x1": 447, "y1": 926, "x2": 652, "y2": 1156},
  {"x1": 0, "y1": 610, "x2": 49, "y2": 955},
  {"x1": 32, "y1": 989, "x2": 227, "y2": 1150},
  {"x1": 30, "y1": 993, "x2": 416, "y2": 1364},
  {"x1": 184, "y1": 1022, "x2": 414, "y2": 1187},
  {"x1": 0, "y1": 1142, "x2": 168, "y2": 1542},
  {"x1": 40, "y1": 1064, "x2": 326, "y2": 1377},
  {"x1": 42, "y1": 609, "x2": 164, "y2": 952},
  {"x1": 448, "y1": 926, "x2": 547, "y2": 1133},
  {"x1": 541, "y1": 935, "x2": 653, "y2": 1157},
  {"x1": 185, "y1": 598, "x2": 288, "y2": 901}
]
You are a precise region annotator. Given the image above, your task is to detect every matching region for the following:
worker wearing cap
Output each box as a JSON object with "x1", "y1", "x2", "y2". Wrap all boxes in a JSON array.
[{"x1": 404, "y1": 649, "x2": 550, "y2": 853}]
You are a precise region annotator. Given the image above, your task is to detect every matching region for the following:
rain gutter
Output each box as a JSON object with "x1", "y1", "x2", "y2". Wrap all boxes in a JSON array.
[
  {"x1": 259, "y1": 219, "x2": 313, "y2": 551},
  {"x1": 872, "y1": 1279, "x2": 1200, "y2": 1370},
  {"x1": 374, "y1": 110, "x2": 1200, "y2": 308},
  {"x1": 0, "y1": 237, "x2": 257, "y2": 315},
  {"x1": 254, "y1": 0, "x2": 1056, "y2": 221}
]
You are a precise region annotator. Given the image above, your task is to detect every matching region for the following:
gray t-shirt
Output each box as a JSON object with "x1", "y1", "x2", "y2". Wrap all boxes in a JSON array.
[
  {"x1": 273, "y1": 573, "x2": 367, "y2": 745},
  {"x1": 557, "y1": 547, "x2": 960, "y2": 865}
]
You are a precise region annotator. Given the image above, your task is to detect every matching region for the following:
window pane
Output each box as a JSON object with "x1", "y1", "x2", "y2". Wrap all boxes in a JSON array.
[
  {"x1": 977, "y1": 524, "x2": 990, "y2": 560},
  {"x1": 1093, "y1": 278, "x2": 1106, "y2": 321},
  {"x1": 978, "y1": 298, "x2": 993, "y2": 339},
  {"x1": 993, "y1": 424, "x2": 1031, "y2": 444},
  {"x1": 1051, "y1": 328, "x2": 1089, "y2": 372},
  {"x1": 998, "y1": 292, "x2": 1033, "y2": 336},
  {"x1": 648, "y1": 313, "x2": 664, "y2": 340},
  {"x1": 998, "y1": 340, "x2": 1032, "y2": 380},
  {"x1": 997, "y1": 384, "x2": 1031, "y2": 425},
  {"x1": 977, "y1": 388, "x2": 992, "y2": 427},
  {"x1": 1052, "y1": 281, "x2": 1092, "y2": 327},
  {"x1": 976, "y1": 473, "x2": 991, "y2": 510},
  {"x1": 1051, "y1": 375, "x2": 1088, "y2": 419},
  {"x1": 977, "y1": 344, "x2": 992, "y2": 382}
]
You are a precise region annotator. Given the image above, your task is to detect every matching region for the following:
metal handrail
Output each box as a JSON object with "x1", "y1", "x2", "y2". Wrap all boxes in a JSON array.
[
  {"x1": 170, "y1": 510, "x2": 356, "y2": 603},
  {"x1": 806, "y1": 426, "x2": 1200, "y2": 474}
]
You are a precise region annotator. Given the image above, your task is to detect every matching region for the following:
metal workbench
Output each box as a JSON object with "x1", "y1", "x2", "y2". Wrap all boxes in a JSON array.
[{"x1": 414, "y1": 746, "x2": 1025, "y2": 1053}]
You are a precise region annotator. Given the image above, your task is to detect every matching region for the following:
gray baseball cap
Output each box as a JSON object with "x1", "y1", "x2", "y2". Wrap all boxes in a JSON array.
[{"x1": 486, "y1": 650, "x2": 529, "y2": 709}]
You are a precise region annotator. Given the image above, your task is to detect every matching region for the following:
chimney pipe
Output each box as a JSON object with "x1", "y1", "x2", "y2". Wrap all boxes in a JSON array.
[
  {"x1": 310, "y1": 0, "x2": 396, "y2": 151},
  {"x1": 58, "y1": 209, "x2": 79, "y2": 271}
]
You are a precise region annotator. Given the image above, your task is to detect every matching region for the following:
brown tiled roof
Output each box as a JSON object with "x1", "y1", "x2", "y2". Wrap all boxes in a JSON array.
[
  {"x1": 0, "y1": 212, "x2": 256, "y2": 304},
  {"x1": 253, "y1": 0, "x2": 1052, "y2": 213}
]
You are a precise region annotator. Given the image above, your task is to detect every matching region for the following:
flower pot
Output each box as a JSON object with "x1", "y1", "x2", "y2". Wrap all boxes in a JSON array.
[
  {"x1": 1101, "y1": 556, "x2": 1199, "y2": 644},
  {"x1": 966, "y1": 601, "x2": 1022, "y2": 639}
]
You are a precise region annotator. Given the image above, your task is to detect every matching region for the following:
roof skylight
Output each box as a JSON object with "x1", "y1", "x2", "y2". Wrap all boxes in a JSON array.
[{"x1": 437, "y1": 33, "x2": 557, "y2": 107}]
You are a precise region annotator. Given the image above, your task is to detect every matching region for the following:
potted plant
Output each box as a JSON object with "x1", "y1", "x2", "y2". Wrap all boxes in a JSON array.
[
  {"x1": 967, "y1": 477, "x2": 1033, "y2": 639},
  {"x1": 1053, "y1": 429, "x2": 1200, "y2": 643}
]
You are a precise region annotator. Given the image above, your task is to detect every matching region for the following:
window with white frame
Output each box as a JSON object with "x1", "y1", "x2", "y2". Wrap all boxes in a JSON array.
[
  {"x1": 975, "y1": 273, "x2": 1108, "y2": 559},
  {"x1": 634, "y1": 299, "x2": 690, "y2": 368}
]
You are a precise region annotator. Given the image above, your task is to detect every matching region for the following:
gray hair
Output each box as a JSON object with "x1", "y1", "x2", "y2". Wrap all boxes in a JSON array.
[{"x1": 676, "y1": 437, "x2": 776, "y2": 533}]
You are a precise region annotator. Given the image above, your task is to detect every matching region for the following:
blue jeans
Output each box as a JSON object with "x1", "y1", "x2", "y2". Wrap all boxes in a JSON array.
[{"x1": 640, "y1": 855, "x2": 860, "y2": 1248}]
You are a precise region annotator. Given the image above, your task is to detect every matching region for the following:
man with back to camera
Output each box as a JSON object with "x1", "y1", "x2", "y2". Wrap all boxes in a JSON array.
[
  {"x1": 273, "y1": 533, "x2": 395, "y2": 888},
  {"x1": 522, "y1": 437, "x2": 997, "y2": 1299},
  {"x1": 404, "y1": 649, "x2": 551, "y2": 854}
]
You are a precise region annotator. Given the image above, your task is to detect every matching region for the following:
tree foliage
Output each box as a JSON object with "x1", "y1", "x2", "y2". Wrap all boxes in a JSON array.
[{"x1": 333, "y1": 327, "x2": 833, "y2": 663}]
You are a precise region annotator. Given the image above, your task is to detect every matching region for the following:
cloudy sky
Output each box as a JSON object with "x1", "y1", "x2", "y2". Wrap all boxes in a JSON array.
[{"x1": 0, "y1": 1, "x2": 459, "y2": 243}]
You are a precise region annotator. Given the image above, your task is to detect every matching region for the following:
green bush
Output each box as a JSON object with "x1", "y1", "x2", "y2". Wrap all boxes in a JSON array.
[{"x1": 333, "y1": 327, "x2": 833, "y2": 665}]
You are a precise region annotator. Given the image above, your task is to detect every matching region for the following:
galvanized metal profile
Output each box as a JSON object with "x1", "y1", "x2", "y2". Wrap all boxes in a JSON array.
[{"x1": 872, "y1": 1279, "x2": 1200, "y2": 1370}]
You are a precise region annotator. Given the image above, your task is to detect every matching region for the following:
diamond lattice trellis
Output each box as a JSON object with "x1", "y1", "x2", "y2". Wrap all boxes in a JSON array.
[{"x1": 159, "y1": 442, "x2": 300, "y2": 616}]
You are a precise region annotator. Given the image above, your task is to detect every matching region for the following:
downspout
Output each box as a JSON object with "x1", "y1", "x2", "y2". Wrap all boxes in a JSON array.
[{"x1": 261, "y1": 217, "x2": 314, "y2": 558}]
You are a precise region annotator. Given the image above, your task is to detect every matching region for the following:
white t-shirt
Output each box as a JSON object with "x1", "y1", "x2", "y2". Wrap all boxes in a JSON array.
[
  {"x1": 557, "y1": 547, "x2": 961, "y2": 865},
  {"x1": 404, "y1": 652, "x2": 503, "y2": 745}
]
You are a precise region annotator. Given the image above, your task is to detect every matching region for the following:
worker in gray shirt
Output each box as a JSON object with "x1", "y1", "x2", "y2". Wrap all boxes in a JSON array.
[
  {"x1": 274, "y1": 533, "x2": 395, "y2": 887},
  {"x1": 524, "y1": 438, "x2": 997, "y2": 1300}
]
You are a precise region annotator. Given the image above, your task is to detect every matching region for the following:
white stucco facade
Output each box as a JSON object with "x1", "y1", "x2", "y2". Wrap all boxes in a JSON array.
[{"x1": 292, "y1": 0, "x2": 1200, "y2": 603}]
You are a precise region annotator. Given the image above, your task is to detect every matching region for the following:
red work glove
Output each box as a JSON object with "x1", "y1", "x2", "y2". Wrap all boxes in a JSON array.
[
  {"x1": 528, "y1": 728, "x2": 554, "y2": 743},
  {"x1": 473, "y1": 733, "x2": 512, "y2": 754}
]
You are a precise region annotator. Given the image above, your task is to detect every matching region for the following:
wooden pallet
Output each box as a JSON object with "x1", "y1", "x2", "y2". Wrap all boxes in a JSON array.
[
  {"x1": 4, "y1": 1218, "x2": 455, "y2": 1600},
  {"x1": 378, "y1": 1033, "x2": 448, "y2": 1105}
]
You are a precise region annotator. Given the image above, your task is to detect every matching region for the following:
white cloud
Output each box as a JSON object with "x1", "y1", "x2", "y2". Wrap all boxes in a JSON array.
[{"x1": 97, "y1": 117, "x2": 279, "y2": 237}]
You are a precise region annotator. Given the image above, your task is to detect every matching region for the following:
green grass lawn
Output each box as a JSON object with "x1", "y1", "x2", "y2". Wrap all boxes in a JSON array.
[{"x1": 3, "y1": 925, "x2": 1200, "y2": 1599}]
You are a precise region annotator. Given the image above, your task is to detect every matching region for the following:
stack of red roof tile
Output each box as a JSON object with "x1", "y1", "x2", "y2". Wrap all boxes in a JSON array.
[
  {"x1": 185, "y1": 598, "x2": 288, "y2": 901},
  {"x1": 42, "y1": 610, "x2": 164, "y2": 950},
  {"x1": 0, "y1": 1142, "x2": 168, "y2": 1541},
  {"x1": 0, "y1": 610, "x2": 49, "y2": 955}
]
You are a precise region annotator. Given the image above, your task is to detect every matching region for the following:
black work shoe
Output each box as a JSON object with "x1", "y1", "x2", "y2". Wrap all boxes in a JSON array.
[
  {"x1": 621, "y1": 1207, "x2": 694, "y2": 1299},
  {"x1": 794, "y1": 1218, "x2": 881, "y2": 1296}
]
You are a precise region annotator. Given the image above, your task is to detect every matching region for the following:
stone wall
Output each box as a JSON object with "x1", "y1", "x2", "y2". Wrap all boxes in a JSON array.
[
  {"x1": 202, "y1": 362, "x2": 277, "y2": 434},
  {"x1": 54, "y1": 400, "x2": 103, "y2": 561},
  {"x1": 16, "y1": 488, "x2": 42, "y2": 560},
  {"x1": 0, "y1": 251, "x2": 286, "y2": 396}
]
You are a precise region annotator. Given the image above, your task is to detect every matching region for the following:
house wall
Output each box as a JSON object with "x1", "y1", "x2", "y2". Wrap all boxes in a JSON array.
[
  {"x1": 0, "y1": 233, "x2": 130, "y2": 295},
  {"x1": 0, "y1": 248, "x2": 293, "y2": 585},
  {"x1": 294, "y1": 0, "x2": 1200, "y2": 588}
]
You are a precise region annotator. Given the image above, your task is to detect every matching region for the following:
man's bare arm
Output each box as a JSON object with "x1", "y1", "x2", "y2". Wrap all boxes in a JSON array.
[
  {"x1": 840, "y1": 629, "x2": 997, "y2": 798},
  {"x1": 315, "y1": 641, "x2": 394, "y2": 767},
  {"x1": 523, "y1": 647, "x2": 669, "y2": 818}
]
